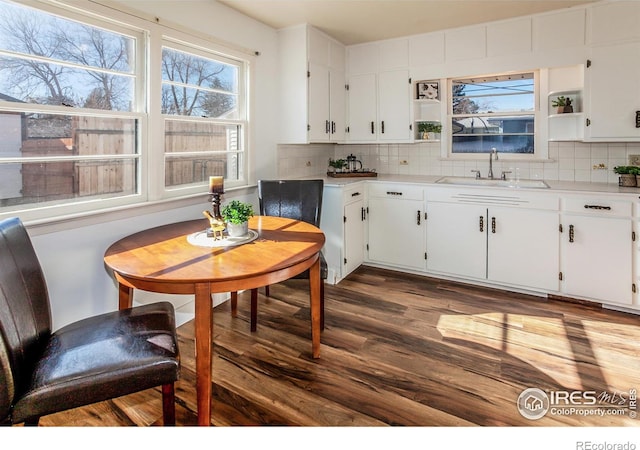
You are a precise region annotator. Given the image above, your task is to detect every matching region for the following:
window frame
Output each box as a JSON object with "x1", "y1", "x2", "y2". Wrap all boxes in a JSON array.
[
  {"x1": 0, "y1": 0, "x2": 254, "y2": 223},
  {"x1": 445, "y1": 70, "x2": 544, "y2": 161},
  {"x1": 158, "y1": 37, "x2": 249, "y2": 198}
]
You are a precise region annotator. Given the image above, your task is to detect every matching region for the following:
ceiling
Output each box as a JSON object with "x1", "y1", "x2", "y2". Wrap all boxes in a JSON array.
[{"x1": 216, "y1": 0, "x2": 598, "y2": 45}]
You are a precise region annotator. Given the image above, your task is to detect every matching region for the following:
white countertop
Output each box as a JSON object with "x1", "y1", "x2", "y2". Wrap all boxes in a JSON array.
[{"x1": 316, "y1": 174, "x2": 640, "y2": 197}]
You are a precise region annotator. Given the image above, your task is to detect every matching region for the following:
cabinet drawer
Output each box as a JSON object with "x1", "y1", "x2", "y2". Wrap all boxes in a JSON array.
[
  {"x1": 562, "y1": 197, "x2": 632, "y2": 217},
  {"x1": 342, "y1": 184, "x2": 366, "y2": 204},
  {"x1": 368, "y1": 183, "x2": 424, "y2": 200}
]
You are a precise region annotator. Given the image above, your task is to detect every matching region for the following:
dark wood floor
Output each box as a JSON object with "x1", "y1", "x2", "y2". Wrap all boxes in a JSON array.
[{"x1": 39, "y1": 266, "x2": 640, "y2": 426}]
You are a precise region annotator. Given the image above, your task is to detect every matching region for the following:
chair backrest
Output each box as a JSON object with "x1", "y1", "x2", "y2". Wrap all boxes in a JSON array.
[
  {"x1": 0, "y1": 217, "x2": 52, "y2": 421},
  {"x1": 258, "y1": 180, "x2": 324, "y2": 227}
]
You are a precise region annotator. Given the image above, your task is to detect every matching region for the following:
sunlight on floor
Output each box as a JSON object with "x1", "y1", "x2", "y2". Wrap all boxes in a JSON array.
[{"x1": 436, "y1": 312, "x2": 584, "y2": 388}]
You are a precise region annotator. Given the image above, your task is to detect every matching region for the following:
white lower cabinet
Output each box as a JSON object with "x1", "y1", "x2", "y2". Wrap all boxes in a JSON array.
[
  {"x1": 320, "y1": 180, "x2": 638, "y2": 312},
  {"x1": 366, "y1": 183, "x2": 426, "y2": 270},
  {"x1": 559, "y1": 197, "x2": 634, "y2": 305},
  {"x1": 320, "y1": 183, "x2": 366, "y2": 284},
  {"x1": 426, "y1": 196, "x2": 559, "y2": 291},
  {"x1": 426, "y1": 202, "x2": 487, "y2": 279}
]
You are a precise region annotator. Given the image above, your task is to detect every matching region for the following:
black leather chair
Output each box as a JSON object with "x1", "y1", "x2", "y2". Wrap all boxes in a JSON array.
[
  {"x1": 0, "y1": 217, "x2": 180, "y2": 426},
  {"x1": 231, "y1": 179, "x2": 328, "y2": 331}
]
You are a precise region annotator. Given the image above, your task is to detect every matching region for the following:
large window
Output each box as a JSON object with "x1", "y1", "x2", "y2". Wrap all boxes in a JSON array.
[
  {"x1": 0, "y1": 0, "x2": 142, "y2": 215},
  {"x1": 450, "y1": 72, "x2": 536, "y2": 155},
  {"x1": 161, "y1": 44, "x2": 245, "y2": 190},
  {"x1": 0, "y1": 0, "x2": 250, "y2": 221}
]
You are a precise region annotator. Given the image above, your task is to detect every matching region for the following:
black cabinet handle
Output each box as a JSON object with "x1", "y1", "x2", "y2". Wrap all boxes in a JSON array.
[
  {"x1": 479, "y1": 216, "x2": 484, "y2": 232},
  {"x1": 491, "y1": 217, "x2": 496, "y2": 234},
  {"x1": 417, "y1": 210, "x2": 421, "y2": 225},
  {"x1": 381, "y1": 121, "x2": 385, "y2": 134},
  {"x1": 325, "y1": 120, "x2": 330, "y2": 134},
  {"x1": 331, "y1": 121, "x2": 336, "y2": 134},
  {"x1": 584, "y1": 204, "x2": 611, "y2": 210},
  {"x1": 371, "y1": 121, "x2": 375, "y2": 134},
  {"x1": 386, "y1": 191, "x2": 403, "y2": 196},
  {"x1": 569, "y1": 224, "x2": 574, "y2": 243},
  {"x1": 351, "y1": 192, "x2": 361, "y2": 197}
]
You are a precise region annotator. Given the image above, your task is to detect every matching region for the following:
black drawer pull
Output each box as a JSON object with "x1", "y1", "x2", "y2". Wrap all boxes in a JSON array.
[
  {"x1": 386, "y1": 191, "x2": 403, "y2": 196},
  {"x1": 351, "y1": 192, "x2": 361, "y2": 197},
  {"x1": 584, "y1": 205, "x2": 611, "y2": 210}
]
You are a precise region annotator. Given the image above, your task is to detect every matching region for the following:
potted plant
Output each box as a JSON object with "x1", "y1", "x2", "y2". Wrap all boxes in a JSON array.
[
  {"x1": 417, "y1": 122, "x2": 442, "y2": 140},
  {"x1": 614, "y1": 166, "x2": 638, "y2": 187},
  {"x1": 221, "y1": 200, "x2": 254, "y2": 237},
  {"x1": 328, "y1": 158, "x2": 347, "y2": 173},
  {"x1": 551, "y1": 96, "x2": 567, "y2": 114}
]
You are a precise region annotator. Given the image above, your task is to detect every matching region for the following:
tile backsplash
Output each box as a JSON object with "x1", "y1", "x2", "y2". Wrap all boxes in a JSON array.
[{"x1": 277, "y1": 141, "x2": 640, "y2": 184}]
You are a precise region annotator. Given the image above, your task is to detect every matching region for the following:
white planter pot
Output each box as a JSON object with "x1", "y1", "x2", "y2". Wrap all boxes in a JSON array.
[{"x1": 226, "y1": 221, "x2": 249, "y2": 237}]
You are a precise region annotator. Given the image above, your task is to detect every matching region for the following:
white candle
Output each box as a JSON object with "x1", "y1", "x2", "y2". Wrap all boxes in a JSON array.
[{"x1": 209, "y1": 176, "x2": 224, "y2": 194}]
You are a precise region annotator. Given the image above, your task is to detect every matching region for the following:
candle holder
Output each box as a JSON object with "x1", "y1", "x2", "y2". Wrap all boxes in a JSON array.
[{"x1": 205, "y1": 192, "x2": 225, "y2": 239}]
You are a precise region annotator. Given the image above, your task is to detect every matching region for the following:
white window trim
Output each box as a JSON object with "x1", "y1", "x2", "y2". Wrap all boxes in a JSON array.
[{"x1": 443, "y1": 70, "x2": 548, "y2": 162}]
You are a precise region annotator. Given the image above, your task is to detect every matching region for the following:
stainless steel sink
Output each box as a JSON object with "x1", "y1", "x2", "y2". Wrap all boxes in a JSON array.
[{"x1": 435, "y1": 176, "x2": 550, "y2": 189}]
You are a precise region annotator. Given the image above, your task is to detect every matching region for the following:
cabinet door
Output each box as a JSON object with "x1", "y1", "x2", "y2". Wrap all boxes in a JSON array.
[
  {"x1": 426, "y1": 202, "x2": 486, "y2": 279},
  {"x1": 560, "y1": 214, "x2": 633, "y2": 305},
  {"x1": 378, "y1": 69, "x2": 411, "y2": 141},
  {"x1": 344, "y1": 198, "x2": 365, "y2": 276},
  {"x1": 348, "y1": 73, "x2": 378, "y2": 141},
  {"x1": 367, "y1": 196, "x2": 426, "y2": 270},
  {"x1": 488, "y1": 207, "x2": 559, "y2": 291},
  {"x1": 330, "y1": 69, "x2": 346, "y2": 141},
  {"x1": 586, "y1": 42, "x2": 640, "y2": 140},
  {"x1": 308, "y1": 62, "x2": 330, "y2": 142}
]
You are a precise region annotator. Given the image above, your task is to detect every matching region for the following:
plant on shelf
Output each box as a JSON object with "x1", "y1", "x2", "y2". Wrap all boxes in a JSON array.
[
  {"x1": 221, "y1": 200, "x2": 254, "y2": 237},
  {"x1": 551, "y1": 96, "x2": 572, "y2": 114},
  {"x1": 328, "y1": 158, "x2": 347, "y2": 172},
  {"x1": 614, "y1": 166, "x2": 639, "y2": 187},
  {"x1": 417, "y1": 122, "x2": 442, "y2": 140}
]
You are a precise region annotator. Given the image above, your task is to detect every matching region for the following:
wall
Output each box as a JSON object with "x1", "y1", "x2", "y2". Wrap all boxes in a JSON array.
[{"x1": 25, "y1": 0, "x2": 279, "y2": 329}]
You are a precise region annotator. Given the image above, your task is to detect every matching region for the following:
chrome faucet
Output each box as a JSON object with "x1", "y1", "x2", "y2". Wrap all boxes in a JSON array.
[{"x1": 488, "y1": 148, "x2": 498, "y2": 179}]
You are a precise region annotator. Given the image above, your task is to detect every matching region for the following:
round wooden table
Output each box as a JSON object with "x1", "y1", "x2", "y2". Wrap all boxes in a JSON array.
[{"x1": 104, "y1": 216, "x2": 325, "y2": 426}]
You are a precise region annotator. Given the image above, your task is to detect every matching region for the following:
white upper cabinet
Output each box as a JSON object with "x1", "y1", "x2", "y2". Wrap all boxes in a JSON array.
[
  {"x1": 347, "y1": 43, "x2": 379, "y2": 75},
  {"x1": 445, "y1": 26, "x2": 486, "y2": 61},
  {"x1": 585, "y1": 41, "x2": 640, "y2": 140},
  {"x1": 377, "y1": 69, "x2": 411, "y2": 141},
  {"x1": 487, "y1": 18, "x2": 531, "y2": 57},
  {"x1": 589, "y1": 0, "x2": 640, "y2": 45},
  {"x1": 378, "y1": 38, "x2": 409, "y2": 70},
  {"x1": 346, "y1": 40, "x2": 411, "y2": 142},
  {"x1": 278, "y1": 24, "x2": 346, "y2": 144},
  {"x1": 409, "y1": 32, "x2": 445, "y2": 67},
  {"x1": 533, "y1": 8, "x2": 586, "y2": 52}
]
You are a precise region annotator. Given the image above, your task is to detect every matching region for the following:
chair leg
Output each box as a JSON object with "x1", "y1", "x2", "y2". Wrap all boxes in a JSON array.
[
  {"x1": 250, "y1": 288, "x2": 258, "y2": 332},
  {"x1": 230, "y1": 291, "x2": 238, "y2": 316},
  {"x1": 320, "y1": 280, "x2": 325, "y2": 331},
  {"x1": 162, "y1": 383, "x2": 176, "y2": 426},
  {"x1": 265, "y1": 285, "x2": 270, "y2": 297},
  {"x1": 23, "y1": 417, "x2": 40, "y2": 426}
]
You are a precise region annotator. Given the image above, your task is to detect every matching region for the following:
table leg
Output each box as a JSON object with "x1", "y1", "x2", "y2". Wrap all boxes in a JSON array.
[
  {"x1": 194, "y1": 282, "x2": 213, "y2": 426},
  {"x1": 118, "y1": 283, "x2": 133, "y2": 310},
  {"x1": 309, "y1": 256, "x2": 321, "y2": 359}
]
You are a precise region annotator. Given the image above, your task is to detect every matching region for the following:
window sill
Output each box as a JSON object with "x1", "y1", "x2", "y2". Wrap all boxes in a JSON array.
[{"x1": 23, "y1": 185, "x2": 257, "y2": 236}]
